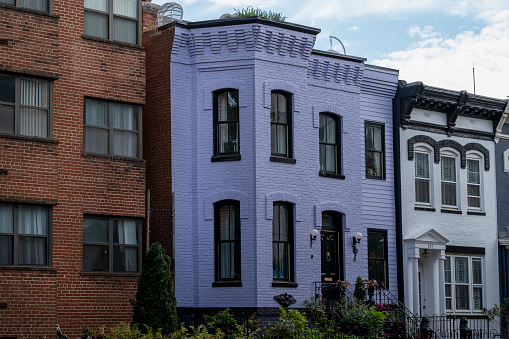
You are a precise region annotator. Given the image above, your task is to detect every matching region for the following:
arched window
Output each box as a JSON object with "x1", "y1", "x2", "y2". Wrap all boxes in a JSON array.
[{"x1": 214, "y1": 200, "x2": 241, "y2": 281}]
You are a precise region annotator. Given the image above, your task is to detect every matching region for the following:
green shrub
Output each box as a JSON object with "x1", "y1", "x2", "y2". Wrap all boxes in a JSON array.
[
  {"x1": 266, "y1": 306, "x2": 308, "y2": 338},
  {"x1": 205, "y1": 308, "x2": 238, "y2": 336},
  {"x1": 131, "y1": 243, "x2": 178, "y2": 334},
  {"x1": 335, "y1": 299, "x2": 388, "y2": 336},
  {"x1": 234, "y1": 6, "x2": 286, "y2": 21},
  {"x1": 353, "y1": 276, "x2": 366, "y2": 302}
]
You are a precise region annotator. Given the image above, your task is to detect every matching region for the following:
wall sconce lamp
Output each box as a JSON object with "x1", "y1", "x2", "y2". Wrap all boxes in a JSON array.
[
  {"x1": 310, "y1": 229, "x2": 319, "y2": 248},
  {"x1": 422, "y1": 249, "x2": 429, "y2": 258},
  {"x1": 352, "y1": 232, "x2": 363, "y2": 261}
]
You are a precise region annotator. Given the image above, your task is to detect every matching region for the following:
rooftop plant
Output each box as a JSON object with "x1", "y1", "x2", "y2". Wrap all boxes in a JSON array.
[{"x1": 234, "y1": 6, "x2": 286, "y2": 21}]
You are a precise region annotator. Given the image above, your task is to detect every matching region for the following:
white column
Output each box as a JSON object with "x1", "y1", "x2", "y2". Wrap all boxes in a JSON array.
[
  {"x1": 412, "y1": 257, "x2": 420, "y2": 315},
  {"x1": 438, "y1": 250, "x2": 446, "y2": 315}
]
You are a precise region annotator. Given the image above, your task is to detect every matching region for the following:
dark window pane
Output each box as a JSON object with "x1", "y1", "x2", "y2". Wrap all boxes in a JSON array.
[
  {"x1": 415, "y1": 178, "x2": 430, "y2": 203},
  {"x1": 84, "y1": 11, "x2": 109, "y2": 39},
  {"x1": 227, "y1": 91, "x2": 238, "y2": 121},
  {"x1": 113, "y1": 246, "x2": 138, "y2": 272},
  {"x1": 83, "y1": 245, "x2": 109, "y2": 271},
  {"x1": 0, "y1": 105, "x2": 14, "y2": 134},
  {"x1": 83, "y1": 218, "x2": 109, "y2": 243},
  {"x1": 84, "y1": 126, "x2": 108, "y2": 154},
  {"x1": 442, "y1": 182, "x2": 457, "y2": 206},
  {"x1": 19, "y1": 236, "x2": 47, "y2": 265},
  {"x1": 0, "y1": 76, "x2": 15, "y2": 103},
  {"x1": 0, "y1": 235, "x2": 13, "y2": 265},
  {"x1": 0, "y1": 0, "x2": 16, "y2": 5},
  {"x1": 456, "y1": 285, "x2": 469, "y2": 310}
]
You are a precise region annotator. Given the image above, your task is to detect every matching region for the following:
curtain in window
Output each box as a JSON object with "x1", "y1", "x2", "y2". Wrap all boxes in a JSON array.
[
  {"x1": 113, "y1": 17, "x2": 137, "y2": 44},
  {"x1": 455, "y1": 257, "x2": 468, "y2": 283},
  {"x1": 113, "y1": 103, "x2": 137, "y2": 130},
  {"x1": 271, "y1": 93, "x2": 288, "y2": 156},
  {"x1": 19, "y1": 79, "x2": 48, "y2": 138},
  {"x1": 113, "y1": 0, "x2": 137, "y2": 18},
  {"x1": 112, "y1": 103, "x2": 138, "y2": 157},
  {"x1": 84, "y1": 11, "x2": 109, "y2": 39},
  {"x1": 20, "y1": 108, "x2": 48, "y2": 138},
  {"x1": 415, "y1": 153, "x2": 430, "y2": 203},
  {"x1": 85, "y1": 0, "x2": 109, "y2": 11},
  {"x1": 18, "y1": 206, "x2": 47, "y2": 265},
  {"x1": 114, "y1": 220, "x2": 137, "y2": 272},
  {"x1": 441, "y1": 156, "x2": 457, "y2": 206},
  {"x1": 273, "y1": 204, "x2": 289, "y2": 280},
  {"x1": 467, "y1": 159, "x2": 481, "y2": 208},
  {"x1": 219, "y1": 204, "x2": 239, "y2": 279},
  {"x1": 85, "y1": 100, "x2": 109, "y2": 154},
  {"x1": 0, "y1": 206, "x2": 13, "y2": 265},
  {"x1": 20, "y1": 0, "x2": 48, "y2": 11}
]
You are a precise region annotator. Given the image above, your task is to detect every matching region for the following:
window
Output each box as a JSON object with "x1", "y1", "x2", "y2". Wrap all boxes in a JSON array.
[
  {"x1": 83, "y1": 216, "x2": 140, "y2": 272},
  {"x1": 441, "y1": 155, "x2": 458, "y2": 207},
  {"x1": 415, "y1": 151, "x2": 431, "y2": 204},
  {"x1": 445, "y1": 255, "x2": 483, "y2": 312},
  {"x1": 365, "y1": 122, "x2": 385, "y2": 179},
  {"x1": 271, "y1": 91, "x2": 292, "y2": 158},
  {"x1": 0, "y1": 204, "x2": 51, "y2": 266},
  {"x1": 0, "y1": 0, "x2": 49, "y2": 13},
  {"x1": 214, "y1": 201, "x2": 241, "y2": 282},
  {"x1": 467, "y1": 158, "x2": 481, "y2": 209},
  {"x1": 0, "y1": 74, "x2": 51, "y2": 138},
  {"x1": 84, "y1": 98, "x2": 141, "y2": 158},
  {"x1": 319, "y1": 113, "x2": 341, "y2": 175},
  {"x1": 84, "y1": 0, "x2": 139, "y2": 45},
  {"x1": 368, "y1": 229, "x2": 388, "y2": 287},
  {"x1": 213, "y1": 89, "x2": 239, "y2": 160},
  {"x1": 273, "y1": 202, "x2": 293, "y2": 282}
]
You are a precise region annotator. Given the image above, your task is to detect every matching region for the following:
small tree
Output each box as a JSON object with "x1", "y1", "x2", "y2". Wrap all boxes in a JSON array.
[
  {"x1": 131, "y1": 243, "x2": 178, "y2": 334},
  {"x1": 353, "y1": 276, "x2": 366, "y2": 301}
]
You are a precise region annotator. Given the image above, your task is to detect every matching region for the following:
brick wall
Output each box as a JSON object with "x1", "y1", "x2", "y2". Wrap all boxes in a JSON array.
[{"x1": 0, "y1": 1, "x2": 146, "y2": 337}]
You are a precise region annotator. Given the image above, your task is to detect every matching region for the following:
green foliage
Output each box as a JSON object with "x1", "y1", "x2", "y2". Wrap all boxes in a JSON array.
[
  {"x1": 169, "y1": 325, "x2": 225, "y2": 339},
  {"x1": 336, "y1": 299, "x2": 388, "y2": 336},
  {"x1": 266, "y1": 306, "x2": 308, "y2": 338},
  {"x1": 98, "y1": 322, "x2": 166, "y2": 339},
  {"x1": 205, "y1": 308, "x2": 239, "y2": 336},
  {"x1": 234, "y1": 6, "x2": 286, "y2": 21},
  {"x1": 353, "y1": 276, "x2": 366, "y2": 301},
  {"x1": 131, "y1": 243, "x2": 178, "y2": 335}
]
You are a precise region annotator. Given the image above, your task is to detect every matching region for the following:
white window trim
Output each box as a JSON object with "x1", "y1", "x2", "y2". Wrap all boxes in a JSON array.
[
  {"x1": 445, "y1": 255, "x2": 484, "y2": 314},
  {"x1": 466, "y1": 152, "x2": 484, "y2": 212},
  {"x1": 440, "y1": 149, "x2": 460, "y2": 210},
  {"x1": 414, "y1": 144, "x2": 434, "y2": 208}
]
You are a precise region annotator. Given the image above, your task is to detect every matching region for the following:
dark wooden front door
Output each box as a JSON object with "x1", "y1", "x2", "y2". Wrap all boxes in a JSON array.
[{"x1": 321, "y1": 212, "x2": 342, "y2": 282}]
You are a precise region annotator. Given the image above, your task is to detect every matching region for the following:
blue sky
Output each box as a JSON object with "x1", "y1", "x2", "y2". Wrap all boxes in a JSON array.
[{"x1": 152, "y1": 0, "x2": 509, "y2": 99}]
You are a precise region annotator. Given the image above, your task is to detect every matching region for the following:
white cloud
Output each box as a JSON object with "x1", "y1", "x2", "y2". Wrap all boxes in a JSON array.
[
  {"x1": 408, "y1": 25, "x2": 441, "y2": 39},
  {"x1": 373, "y1": 10, "x2": 509, "y2": 98},
  {"x1": 348, "y1": 26, "x2": 361, "y2": 32}
]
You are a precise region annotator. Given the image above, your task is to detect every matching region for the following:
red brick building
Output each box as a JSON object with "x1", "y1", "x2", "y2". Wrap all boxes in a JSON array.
[{"x1": 0, "y1": 1, "x2": 151, "y2": 337}]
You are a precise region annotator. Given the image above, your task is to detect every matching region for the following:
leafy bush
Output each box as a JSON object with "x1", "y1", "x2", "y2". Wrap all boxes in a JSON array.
[
  {"x1": 336, "y1": 299, "x2": 388, "y2": 336},
  {"x1": 266, "y1": 306, "x2": 308, "y2": 338},
  {"x1": 234, "y1": 6, "x2": 286, "y2": 21},
  {"x1": 205, "y1": 308, "x2": 238, "y2": 336},
  {"x1": 131, "y1": 243, "x2": 178, "y2": 335},
  {"x1": 353, "y1": 276, "x2": 366, "y2": 301}
]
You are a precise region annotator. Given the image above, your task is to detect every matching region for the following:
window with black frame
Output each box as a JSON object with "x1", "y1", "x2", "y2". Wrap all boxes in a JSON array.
[
  {"x1": 270, "y1": 91, "x2": 292, "y2": 159},
  {"x1": 272, "y1": 202, "x2": 293, "y2": 283},
  {"x1": 83, "y1": 216, "x2": 140, "y2": 273},
  {"x1": 84, "y1": 0, "x2": 139, "y2": 45},
  {"x1": 365, "y1": 122, "x2": 385, "y2": 179},
  {"x1": 368, "y1": 229, "x2": 387, "y2": 287},
  {"x1": 0, "y1": 0, "x2": 49, "y2": 12},
  {"x1": 0, "y1": 74, "x2": 51, "y2": 138},
  {"x1": 214, "y1": 200, "x2": 241, "y2": 284},
  {"x1": 213, "y1": 89, "x2": 239, "y2": 161},
  {"x1": 84, "y1": 98, "x2": 141, "y2": 158},
  {"x1": 0, "y1": 204, "x2": 51, "y2": 266},
  {"x1": 319, "y1": 113, "x2": 341, "y2": 176}
]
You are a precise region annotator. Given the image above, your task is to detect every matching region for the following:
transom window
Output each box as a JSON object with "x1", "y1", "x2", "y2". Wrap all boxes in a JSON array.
[
  {"x1": 214, "y1": 200, "x2": 241, "y2": 282},
  {"x1": 0, "y1": 204, "x2": 51, "y2": 266},
  {"x1": 273, "y1": 202, "x2": 293, "y2": 282},
  {"x1": 84, "y1": 98, "x2": 141, "y2": 158},
  {"x1": 445, "y1": 255, "x2": 483, "y2": 312},
  {"x1": 365, "y1": 122, "x2": 385, "y2": 179},
  {"x1": 319, "y1": 113, "x2": 340, "y2": 174},
  {"x1": 415, "y1": 151, "x2": 431, "y2": 204},
  {"x1": 214, "y1": 89, "x2": 239, "y2": 158},
  {"x1": 467, "y1": 158, "x2": 481, "y2": 209},
  {"x1": 0, "y1": 0, "x2": 49, "y2": 12},
  {"x1": 83, "y1": 216, "x2": 140, "y2": 272},
  {"x1": 441, "y1": 155, "x2": 458, "y2": 207},
  {"x1": 0, "y1": 74, "x2": 51, "y2": 138},
  {"x1": 84, "y1": 0, "x2": 139, "y2": 45},
  {"x1": 270, "y1": 91, "x2": 292, "y2": 158}
]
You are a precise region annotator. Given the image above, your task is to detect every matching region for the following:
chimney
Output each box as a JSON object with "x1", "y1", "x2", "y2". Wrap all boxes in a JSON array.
[{"x1": 142, "y1": 1, "x2": 159, "y2": 32}]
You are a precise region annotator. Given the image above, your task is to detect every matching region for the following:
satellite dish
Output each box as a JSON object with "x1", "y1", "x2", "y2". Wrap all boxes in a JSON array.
[
  {"x1": 157, "y1": 2, "x2": 183, "y2": 27},
  {"x1": 328, "y1": 36, "x2": 346, "y2": 55}
]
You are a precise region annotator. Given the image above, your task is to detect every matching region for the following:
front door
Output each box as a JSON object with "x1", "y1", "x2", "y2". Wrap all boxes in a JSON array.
[{"x1": 321, "y1": 212, "x2": 343, "y2": 282}]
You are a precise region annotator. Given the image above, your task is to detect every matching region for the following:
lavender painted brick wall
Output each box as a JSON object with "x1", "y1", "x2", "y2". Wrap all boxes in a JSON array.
[{"x1": 171, "y1": 20, "x2": 399, "y2": 309}]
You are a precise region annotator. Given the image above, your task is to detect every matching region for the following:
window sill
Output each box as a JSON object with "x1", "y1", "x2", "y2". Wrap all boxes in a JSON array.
[
  {"x1": 415, "y1": 206, "x2": 435, "y2": 212},
  {"x1": 272, "y1": 281, "x2": 298, "y2": 288},
  {"x1": 441, "y1": 209, "x2": 462, "y2": 214},
  {"x1": 467, "y1": 211, "x2": 486, "y2": 216},
  {"x1": 212, "y1": 281, "x2": 243, "y2": 287},
  {"x1": 0, "y1": 3, "x2": 58, "y2": 18},
  {"x1": 211, "y1": 154, "x2": 241, "y2": 162},
  {"x1": 0, "y1": 266, "x2": 56, "y2": 273},
  {"x1": 0, "y1": 133, "x2": 58, "y2": 144},
  {"x1": 82, "y1": 35, "x2": 144, "y2": 50},
  {"x1": 366, "y1": 175, "x2": 385, "y2": 180},
  {"x1": 270, "y1": 156, "x2": 296, "y2": 164},
  {"x1": 81, "y1": 271, "x2": 140, "y2": 277},
  {"x1": 82, "y1": 152, "x2": 145, "y2": 164},
  {"x1": 319, "y1": 171, "x2": 345, "y2": 180}
]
